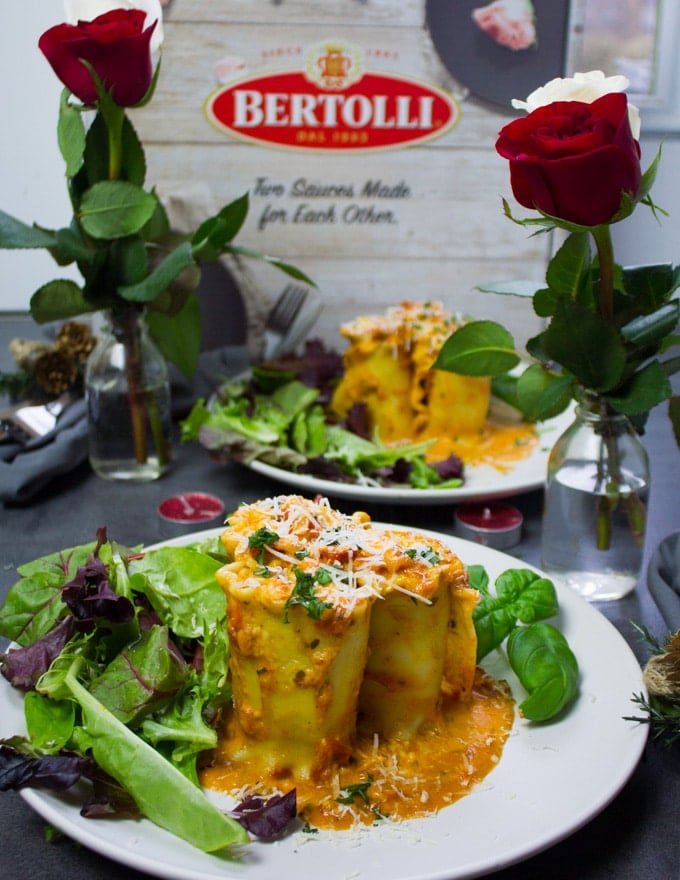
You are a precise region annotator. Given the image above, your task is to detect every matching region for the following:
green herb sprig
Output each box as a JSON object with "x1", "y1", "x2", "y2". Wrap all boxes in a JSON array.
[
  {"x1": 248, "y1": 528, "x2": 280, "y2": 565},
  {"x1": 624, "y1": 626, "x2": 680, "y2": 746},
  {"x1": 469, "y1": 565, "x2": 580, "y2": 722},
  {"x1": 282, "y1": 567, "x2": 334, "y2": 623}
]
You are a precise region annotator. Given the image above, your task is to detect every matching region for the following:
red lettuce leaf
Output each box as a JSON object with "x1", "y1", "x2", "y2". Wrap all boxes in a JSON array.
[{"x1": 229, "y1": 789, "x2": 297, "y2": 838}]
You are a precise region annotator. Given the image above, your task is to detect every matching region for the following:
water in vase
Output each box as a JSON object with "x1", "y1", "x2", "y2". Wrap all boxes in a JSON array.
[
  {"x1": 87, "y1": 383, "x2": 172, "y2": 481},
  {"x1": 541, "y1": 459, "x2": 648, "y2": 601}
]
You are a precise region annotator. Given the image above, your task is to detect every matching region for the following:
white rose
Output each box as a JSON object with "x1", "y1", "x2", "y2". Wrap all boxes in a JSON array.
[
  {"x1": 511, "y1": 70, "x2": 641, "y2": 140},
  {"x1": 64, "y1": 0, "x2": 164, "y2": 55}
]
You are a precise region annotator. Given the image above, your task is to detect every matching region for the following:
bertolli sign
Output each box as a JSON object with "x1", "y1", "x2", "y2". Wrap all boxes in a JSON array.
[{"x1": 205, "y1": 40, "x2": 459, "y2": 152}]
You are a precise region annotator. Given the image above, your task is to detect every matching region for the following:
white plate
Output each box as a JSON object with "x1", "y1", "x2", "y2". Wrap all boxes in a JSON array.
[
  {"x1": 0, "y1": 528, "x2": 647, "y2": 880},
  {"x1": 247, "y1": 409, "x2": 574, "y2": 505}
]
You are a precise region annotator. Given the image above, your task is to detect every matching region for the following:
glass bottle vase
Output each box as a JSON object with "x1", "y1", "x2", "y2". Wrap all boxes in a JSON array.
[
  {"x1": 540, "y1": 390, "x2": 650, "y2": 601},
  {"x1": 85, "y1": 308, "x2": 173, "y2": 481}
]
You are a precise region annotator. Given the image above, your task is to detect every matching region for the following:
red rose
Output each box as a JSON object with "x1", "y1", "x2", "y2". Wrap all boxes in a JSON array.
[
  {"x1": 495, "y1": 93, "x2": 642, "y2": 227},
  {"x1": 38, "y1": 9, "x2": 157, "y2": 107}
]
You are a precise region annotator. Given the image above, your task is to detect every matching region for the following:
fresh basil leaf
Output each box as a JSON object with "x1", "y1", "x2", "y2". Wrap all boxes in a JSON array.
[
  {"x1": 494, "y1": 569, "x2": 559, "y2": 622},
  {"x1": 466, "y1": 564, "x2": 490, "y2": 597},
  {"x1": 507, "y1": 623, "x2": 580, "y2": 722},
  {"x1": 473, "y1": 569, "x2": 558, "y2": 661}
]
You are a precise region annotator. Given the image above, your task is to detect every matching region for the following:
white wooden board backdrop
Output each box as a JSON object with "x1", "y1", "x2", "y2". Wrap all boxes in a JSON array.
[{"x1": 131, "y1": 0, "x2": 552, "y2": 354}]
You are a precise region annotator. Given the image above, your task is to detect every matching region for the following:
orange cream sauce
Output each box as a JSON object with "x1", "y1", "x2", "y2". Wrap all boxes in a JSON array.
[
  {"x1": 424, "y1": 421, "x2": 539, "y2": 471},
  {"x1": 201, "y1": 668, "x2": 514, "y2": 831}
]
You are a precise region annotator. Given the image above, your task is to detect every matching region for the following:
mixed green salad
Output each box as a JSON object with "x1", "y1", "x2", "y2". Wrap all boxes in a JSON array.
[
  {"x1": 181, "y1": 342, "x2": 466, "y2": 489},
  {"x1": 0, "y1": 527, "x2": 579, "y2": 855}
]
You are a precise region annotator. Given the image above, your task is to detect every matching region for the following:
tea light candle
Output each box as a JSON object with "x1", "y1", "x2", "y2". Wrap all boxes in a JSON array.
[
  {"x1": 453, "y1": 502, "x2": 523, "y2": 549},
  {"x1": 157, "y1": 492, "x2": 226, "y2": 537}
]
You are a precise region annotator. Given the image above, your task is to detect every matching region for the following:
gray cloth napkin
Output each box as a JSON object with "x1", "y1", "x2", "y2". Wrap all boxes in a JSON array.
[
  {"x1": 0, "y1": 398, "x2": 88, "y2": 503},
  {"x1": 647, "y1": 532, "x2": 680, "y2": 632},
  {"x1": 0, "y1": 347, "x2": 249, "y2": 504}
]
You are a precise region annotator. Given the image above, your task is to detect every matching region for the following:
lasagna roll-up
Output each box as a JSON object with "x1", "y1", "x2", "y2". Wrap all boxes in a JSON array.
[
  {"x1": 330, "y1": 301, "x2": 491, "y2": 455},
  {"x1": 216, "y1": 496, "x2": 378, "y2": 780},
  {"x1": 216, "y1": 495, "x2": 479, "y2": 779},
  {"x1": 358, "y1": 529, "x2": 478, "y2": 739}
]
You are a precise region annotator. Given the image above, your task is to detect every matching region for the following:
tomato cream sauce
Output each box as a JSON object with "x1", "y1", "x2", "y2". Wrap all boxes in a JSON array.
[
  {"x1": 425, "y1": 421, "x2": 539, "y2": 471},
  {"x1": 201, "y1": 669, "x2": 514, "y2": 831}
]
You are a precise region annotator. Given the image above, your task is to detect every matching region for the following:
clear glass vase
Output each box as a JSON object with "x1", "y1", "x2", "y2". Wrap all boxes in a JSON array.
[
  {"x1": 85, "y1": 308, "x2": 173, "y2": 481},
  {"x1": 541, "y1": 390, "x2": 650, "y2": 601}
]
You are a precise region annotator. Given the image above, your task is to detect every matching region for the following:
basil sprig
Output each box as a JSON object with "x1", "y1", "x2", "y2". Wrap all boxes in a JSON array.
[{"x1": 469, "y1": 565, "x2": 580, "y2": 722}]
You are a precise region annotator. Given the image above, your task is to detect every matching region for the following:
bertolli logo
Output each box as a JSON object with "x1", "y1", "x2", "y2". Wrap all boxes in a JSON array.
[{"x1": 205, "y1": 40, "x2": 459, "y2": 151}]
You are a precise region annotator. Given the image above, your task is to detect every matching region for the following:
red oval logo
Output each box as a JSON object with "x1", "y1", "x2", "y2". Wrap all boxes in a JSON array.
[{"x1": 205, "y1": 70, "x2": 459, "y2": 152}]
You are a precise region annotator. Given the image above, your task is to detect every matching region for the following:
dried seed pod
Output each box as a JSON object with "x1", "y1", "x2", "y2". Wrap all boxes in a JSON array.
[
  {"x1": 9, "y1": 338, "x2": 53, "y2": 371},
  {"x1": 33, "y1": 349, "x2": 78, "y2": 396},
  {"x1": 55, "y1": 321, "x2": 96, "y2": 363},
  {"x1": 643, "y1": 630, "x2": 680, "y2": 702}
]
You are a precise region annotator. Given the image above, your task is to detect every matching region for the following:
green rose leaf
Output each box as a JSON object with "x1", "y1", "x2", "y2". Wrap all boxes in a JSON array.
[
  {"x1": 57, "y1": 89, "x2": 86, "y2": 178},
  {"x1": 53, "y1": 225, "x2": 95, "y2": 266},
  {"x1": 142, "y1": 199, "x2": 171, "y2": 243},
  {"x1": 433, "y1": 320, "x2": 520, "y2": 377},
  {"x1": 475, "y1": 279, "x2": 539, "y2": 298},
  {"x1": 146, "y1": 293, "x2": 202, "y2": 378},
  {"x1": 621, "y1": 304, "x2": 680, "y2": 351},
  {"x1": 637, "y1": 144, "x2": 662, "y2": 204},
  {"x1": 228, "y1": 245, "x2": 317, "y2": 286},
  {"x1": 670, "y1": 396, "x2": 680, "y2": 448},
  {"x1": 109, "y1": 236, "x2": 150, "y2": 287},
  {"x1": 80, "y1": 181, "x2": 158, "y2": 240},
  {"x1": 120, "y1": 115, "x2": 147, "y2": 187},
  {"x1": 192, "y1": 193, "x2": 250, "y2": 262},
  {"x1": 515, "y1": 366, "x2": 574, "y2": 421},
  {"x1": 546, "y1": 232, "x2": 590, "y2": 298},
  {"x1": 542, "y1": 299, "x2": 626, "y2": 392},
  {"x1": 30, "y1": 280, "x2": 95, "y2": 324},
  {"x1": 0, "y1": 210, "x2": 56, "y2": 250},
  {"x1": 531, "y1": 286, "x2": 560, "y2": 318},
  {"x1": 607, "y1": 361, "x2": 672, "y2": 415},
  {"x1": 622, "y1": 263, "x2": 680, "y2": 311},
  {"x1": 119, "y1": 241, "x2": 194, "y2": 303}
]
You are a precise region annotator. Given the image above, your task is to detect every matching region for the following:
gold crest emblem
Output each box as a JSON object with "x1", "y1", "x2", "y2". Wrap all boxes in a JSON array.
[{"x1": 305, "y1": 41, "x2": 363, "y2": 90}]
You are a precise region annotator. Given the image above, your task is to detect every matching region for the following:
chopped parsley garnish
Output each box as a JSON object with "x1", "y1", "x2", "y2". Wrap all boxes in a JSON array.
[
  {"x1": 294, "y1": 549, "x2": 309, "y2": 559},
  {"x1": 248, "y1": 528, "x2": 279, "y2": 564},
  {"x1": 283, "y1": 567, "x2": 334, "y2": 623},
  {"x1": 405, "y1": 546, "x2": 441, "y2": 565},
  {"x1": 337, "y1": 776, "x2": 373, "y2": 805},
  {"x1": 315, "y1": 567, "x2": 333, "y2": 585}
]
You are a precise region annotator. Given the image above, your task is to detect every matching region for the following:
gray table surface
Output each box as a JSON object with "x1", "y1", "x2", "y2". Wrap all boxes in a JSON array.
[{"x1": 1, "y1": 313, "x2": 679, "y2": 879}]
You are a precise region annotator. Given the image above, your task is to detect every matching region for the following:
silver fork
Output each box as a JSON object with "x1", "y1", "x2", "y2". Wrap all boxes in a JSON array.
[{"x1": 263, "y1": 284, "x2": 310, "y2": 359}]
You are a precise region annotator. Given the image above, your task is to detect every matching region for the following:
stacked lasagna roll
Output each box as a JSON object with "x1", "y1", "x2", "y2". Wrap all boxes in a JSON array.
[
  {"x1": 216, "y1": 494, "x2": 479, "y2": 781},
  {"x1": 330, "y1": 301, "x2": 491, "y2": 457}
]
